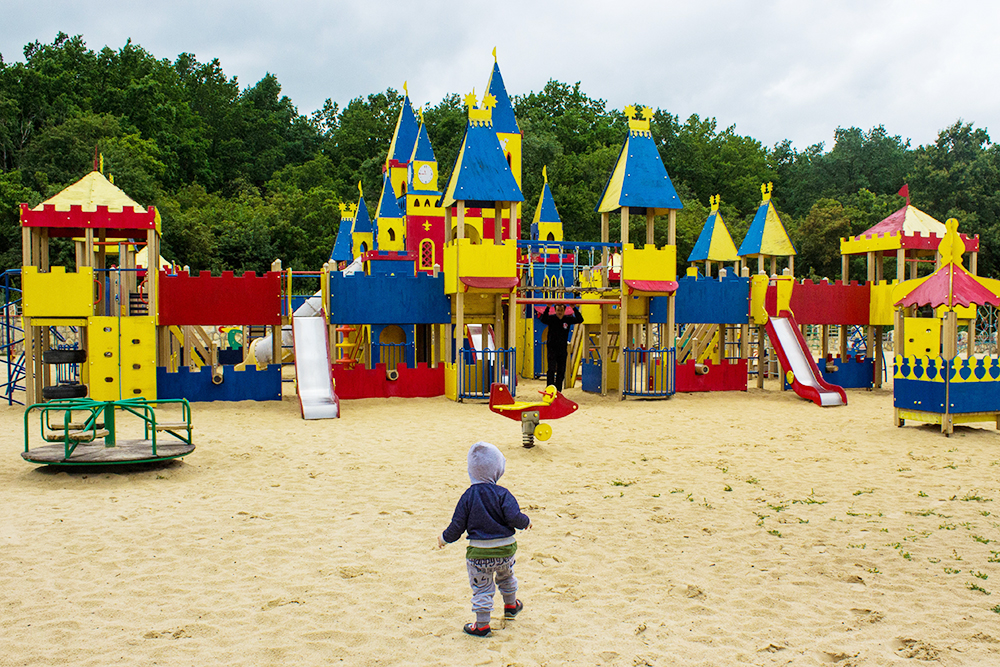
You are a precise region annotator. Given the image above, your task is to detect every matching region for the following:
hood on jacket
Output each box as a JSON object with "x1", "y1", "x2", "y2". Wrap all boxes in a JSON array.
[{"x1": 467, "y1": 441, "x2": 505, "y2": 484}]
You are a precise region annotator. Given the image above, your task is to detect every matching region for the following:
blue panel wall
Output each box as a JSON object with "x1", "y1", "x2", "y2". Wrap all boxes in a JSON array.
[
  {"x1": 652, "y1": 274, "x2": 750, "y2": 325},
  {"x1": 157, "y1": 365, "x2": 281, "y2": 402},
  {"x1": 894, "y1": 378, "x2": 947, "y2": 413},
  {"x1": 329, "y1": 273, "x2": 451, "y2": 325}
]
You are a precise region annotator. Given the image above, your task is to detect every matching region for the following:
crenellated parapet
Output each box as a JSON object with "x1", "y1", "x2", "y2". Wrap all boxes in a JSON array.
[{"x1": 443, "y1": 239, "x2": 518, "y2": 294}]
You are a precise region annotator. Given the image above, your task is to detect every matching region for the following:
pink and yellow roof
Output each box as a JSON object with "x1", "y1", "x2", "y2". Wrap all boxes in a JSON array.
[
  {"x1": 893, "y1": 219, "x2": 1000, "y2": 309},
  {"x1": 841, "y1": 202, "x2": 979, "y2": 256}
]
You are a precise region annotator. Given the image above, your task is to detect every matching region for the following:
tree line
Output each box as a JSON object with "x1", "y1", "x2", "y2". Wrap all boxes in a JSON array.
[{"x1": 2, "y1": 34, "x2": 999, "y2": 279}]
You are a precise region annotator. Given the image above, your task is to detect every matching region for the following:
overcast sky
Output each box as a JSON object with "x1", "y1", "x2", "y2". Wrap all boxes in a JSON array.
[{"x1": 3, "y1": 0, "x2": 998, "y2": 151}]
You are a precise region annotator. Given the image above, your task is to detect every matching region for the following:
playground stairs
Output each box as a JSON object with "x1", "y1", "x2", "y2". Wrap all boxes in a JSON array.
[
  {"x1": 747, "y1": 326, "x2": 780, "y2": 380},
  {"x1": 677, "y1": 323, "x2": 721, "y2": 364},
  {"x1": 334, "y1": 325, "x2": 367, "y2": 369}
]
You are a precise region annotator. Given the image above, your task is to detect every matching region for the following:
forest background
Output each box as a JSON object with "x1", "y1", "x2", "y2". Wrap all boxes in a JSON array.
[{"x1": 2, "y1": 34, "x2": 999, "y2": 280}]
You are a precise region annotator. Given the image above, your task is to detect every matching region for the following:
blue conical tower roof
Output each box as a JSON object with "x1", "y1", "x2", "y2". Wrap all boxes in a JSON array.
[
  {"x1": 535, "y1": 182, "x2": 561, "y2": 224},
  {"x1": 411, "y1": 123, "x2": 436, "y2": 163},
  {"x1": 331, "y1": 216, "x2": 353, "y2": 262},
  {"x1": 353, "y1": 195, "x2": 372, "y2": 234},
  {"x1": 376, "y1": 174, "x2": 404, "y2": 219},
  {"x1": 486, "y1": 59, "x2": 519, "y2": 134},
  {"x1": 689, "y1": 196, "x2": 739, "y2": 263},
  {"x1": 737, "y1": 183, "x2": 796, "y2": 258},
  {"x1": 596, "y1": 106, "x2": 683, "y2": 215},
  {"x1": 387, "y1": 93, "x2": 420, "y2": 165},
  {"x1": 443, "y1": 93, "x2": 523, "y2": 207}
]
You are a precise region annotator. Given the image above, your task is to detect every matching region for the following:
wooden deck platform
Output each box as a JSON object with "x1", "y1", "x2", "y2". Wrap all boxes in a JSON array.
[{"x1": 21, "y1": 439, "x2": 195, "y2": 465}]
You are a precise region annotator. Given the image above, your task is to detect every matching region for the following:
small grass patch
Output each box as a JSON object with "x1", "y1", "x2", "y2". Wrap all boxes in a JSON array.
[{"x1": 968, "y1": 582, "x2": 991, "y2": 595}]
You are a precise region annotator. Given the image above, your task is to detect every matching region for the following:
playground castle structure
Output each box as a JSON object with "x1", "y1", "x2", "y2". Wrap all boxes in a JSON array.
[{"x1": 9, "y1": 54, "x2": 1000, "y2": 436}]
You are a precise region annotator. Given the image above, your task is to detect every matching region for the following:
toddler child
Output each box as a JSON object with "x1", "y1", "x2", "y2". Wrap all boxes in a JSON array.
[{"x1": 437, "y1": 441, "x2": 532, "y2": 636}]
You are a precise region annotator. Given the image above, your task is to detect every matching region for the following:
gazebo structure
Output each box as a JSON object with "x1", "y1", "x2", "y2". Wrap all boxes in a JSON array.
[
  {"x1": 841, "y1": 194, "x2": 981, "y2": 383},
  {"x1": 892, "y1": 219, "x2": 1000, "y2": 435}
]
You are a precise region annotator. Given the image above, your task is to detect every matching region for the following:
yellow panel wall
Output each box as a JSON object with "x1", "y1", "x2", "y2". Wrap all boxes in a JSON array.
[
  {"x1": 119, "y1": 317, "x2": 157, "y2": 399},
  {"x1": 88, "y1": 316, "x2": 121, "y2": 401},
  {"x1": 621, "y1": 245, "x2": 677, "y2": 282},
  {"x1": 87, "y1": 317, "x2": 157, "y2": 401},
  {"x1": 443, "y1": 239, "x2": 517, "y2": 294},
  {"x1": 22, "y1": 266, "x2": 94, "y2": 318},
  {"x1": 869, "y1": 280, "x2": 898, "y2": 326},
  {"x1": 903, "y1": 317, "x2": 940, "y2": 358}
]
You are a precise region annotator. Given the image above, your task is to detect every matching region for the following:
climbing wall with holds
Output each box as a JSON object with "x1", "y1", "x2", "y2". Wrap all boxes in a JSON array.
[{"x1": 88, "y1": 316, "x2": 157, "y2": 401}]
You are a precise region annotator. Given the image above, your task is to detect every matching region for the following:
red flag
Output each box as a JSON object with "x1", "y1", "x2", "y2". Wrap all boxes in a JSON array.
[{"x1": 897, "y1": 184, "x2": 909, "y2": 198}]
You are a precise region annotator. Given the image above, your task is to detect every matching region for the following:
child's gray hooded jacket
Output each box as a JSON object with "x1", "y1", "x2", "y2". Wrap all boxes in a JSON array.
[{"x1": 441, "y1": 442, "x2": 530, "y2": 548}]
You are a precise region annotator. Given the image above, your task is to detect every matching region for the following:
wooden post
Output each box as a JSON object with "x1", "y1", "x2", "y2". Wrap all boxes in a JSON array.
[
  {"x1": 756, "y1": 325, "x2": 765, "y2": 388},
  {"x1": 455, "y1": 203, "x2": 465, "y2": 398},
  {"x1": 646, "y1": 210, "x2": 655, "y2": 247},
  {"x1": 508, "y1": 288, "x2": 517, "y2": 373},
  {"x1": 494, "y1": 202, "x2": 503, "y2": 242},
  {"x1": 896, "y1": 248, "x2": 905, "y2": 282},
  {"x1": 787, "y1": 255, "x2": 794, "y2": 278},
  {"x1": 147, "y1": 230, "x2": 158, "y2": 323},
  {"x1": 445, "y1": 206, "x2": 453, "y2": 244},
  {"x1": 667, "y1": 209, "x2": 677, "y2": 354},
  {"x1": 841, "y1": 252, "x2": 849, "y2": 362},
  {"x1": 619, "y1": 207, "x2": 629, "y2": 399},
  {"x1": 22, "y1": 227, "x2": 32, "y2": 267},
  {"x1": 874, "y1": 325, "x2": 884, "y2": 388},
  {"x1": 39, "y1": 228, "x2": 50, "y2": 271},
  {"x1": 758, "y1": 255, "x2": 765, "y2": 275},
  {"x1": 741, "y1": 266, "x2": 750, "y2": 361}
]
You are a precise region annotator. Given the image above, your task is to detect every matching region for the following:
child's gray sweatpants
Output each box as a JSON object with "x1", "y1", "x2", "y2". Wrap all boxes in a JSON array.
[{"x1": 466, "y1": 555, "x2": 518, "y2": 624}]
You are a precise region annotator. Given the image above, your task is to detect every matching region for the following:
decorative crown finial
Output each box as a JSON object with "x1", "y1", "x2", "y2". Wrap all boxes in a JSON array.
[
  {"x1": 710, "y1": 194, "x2": 720, "y2": 212},
  {"x1": 761, "y1": 182, "x2": 773, "y2": 202},
  {"x1": 625, "y1": 104, "x2": 651, "y2": 135}
]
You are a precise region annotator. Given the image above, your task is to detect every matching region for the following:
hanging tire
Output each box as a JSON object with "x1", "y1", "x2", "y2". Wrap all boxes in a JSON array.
[
  {"x1": 42, "y1": 384, "x2": 88, "y2": 400},
  {"x1": 43, "y1": 349, "x2": 87, "y2": 364}
]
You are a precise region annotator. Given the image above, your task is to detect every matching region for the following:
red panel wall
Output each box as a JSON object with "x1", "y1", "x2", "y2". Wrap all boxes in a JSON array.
[
  {"x1": 675, "y1": 359, "x2": 748, "y2": 392},
  {"x1": 333, "y1": 363, "x2": 444, "y2": 399},
  {"x1": 766, "y1": 280, "x2": 870, "y2": 325},
  {"x1": 158, "y1": 270, "x2": 282, "y2": 325}
]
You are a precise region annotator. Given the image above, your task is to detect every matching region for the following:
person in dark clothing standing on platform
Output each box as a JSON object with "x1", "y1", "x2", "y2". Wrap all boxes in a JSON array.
[{"x1": 537, "y1": 304, "x2": 584, "y2": 390}]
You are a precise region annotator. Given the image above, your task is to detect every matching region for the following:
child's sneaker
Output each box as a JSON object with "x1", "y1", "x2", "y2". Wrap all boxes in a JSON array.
[
  {"x1": 463, "y1": 622, "x2": 491, "y2": 637},
  {"x1": 504, "y1": 600, "x2": 524, "y2": 618}
]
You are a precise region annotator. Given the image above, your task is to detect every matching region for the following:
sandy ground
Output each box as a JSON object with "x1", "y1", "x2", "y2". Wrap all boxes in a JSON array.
[{"x1": 2, "y1": 378, "x2": 1000, "y2": 667}]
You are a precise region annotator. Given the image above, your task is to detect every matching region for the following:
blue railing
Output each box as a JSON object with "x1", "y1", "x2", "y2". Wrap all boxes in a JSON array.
[
  {"x1": 622, "y1": 347, "x2": 675, "y2": 398},
  {"x1": 1, "y1": 269, "x2": 24, "y2": 405},
  {"x1": 458, "y1": 348, "x2": 515, "y2": 400}
]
